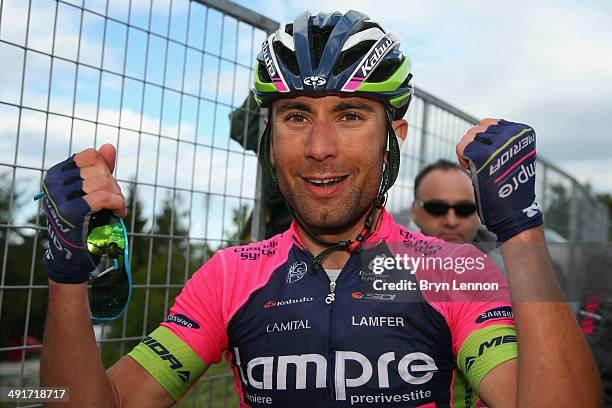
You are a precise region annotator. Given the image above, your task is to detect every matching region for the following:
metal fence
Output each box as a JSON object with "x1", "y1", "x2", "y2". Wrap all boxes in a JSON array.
[
  {"x1": 389, "y1": 88, "x2": 609, "y2": 244},
  {"x1": 0, "y1": 0, "x2": 608, "y2": 407}
]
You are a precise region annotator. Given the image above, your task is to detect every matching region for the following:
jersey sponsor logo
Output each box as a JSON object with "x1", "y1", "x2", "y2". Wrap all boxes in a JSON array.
[
  {"x1": 234, "y1": 347, "x2": 437, "y2": 401},
  {"x1": 465, "y1": 334, "x2": 517, "y2": 372},
  {"x1": 303, "y1": 76, "x2": 326, "y2": 86},
  {"x1": 234, "y1": 241, "x2": 277, "y2": 261},
  {"x1": 489, "y1": 132, "x2": 535, "y2": 176},
  {"x1": 286, "y1": 261, "x2": 307, "y2": 284},
  {"x1": 497, "y1": 162, "x2": 536, "y2": 198},
  {"x1": 351, "y1": 315, "x2": 406, "y2": 327},
  {"x1": 263, "y1": 296, "x2": 313, "y2": 309},
  {"x1": 165, "y1": 313, "x2": 201, "y2": 329},
  {"x1": 349, "y1": 390, "x2": 432, "y2": 406},
  {"x1": 142, "y1": 336, "x2": 190, "y2": 383},
  {"x1": 266, "y1": 319, "x2": 311, "y2": 333},
  {"x1": 398, "y1": 229, "x2": 443, "y2": 256},
  {"x1": 351, "y1": 292, "x2": 396, "y2": 301},
  {"x1": 475, "y1": 306, "x2": 513, "y2": 323}
]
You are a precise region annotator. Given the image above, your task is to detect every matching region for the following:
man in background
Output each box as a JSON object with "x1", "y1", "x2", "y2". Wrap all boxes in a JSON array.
[{"x1": 411, "y1": 159, "x2": 503, "y2": 268}]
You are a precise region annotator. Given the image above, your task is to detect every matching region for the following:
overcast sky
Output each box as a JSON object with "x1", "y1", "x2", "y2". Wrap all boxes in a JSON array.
[{"x1": 236, "y1": 0, "x2": 612, "y2": 194}]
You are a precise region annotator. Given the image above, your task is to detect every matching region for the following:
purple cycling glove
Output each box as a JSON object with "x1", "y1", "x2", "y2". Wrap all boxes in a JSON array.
[
  {"x1": 463, "y1": 119, "x2": 543, "y2": 242},
  {"x1": 41, "y1": 156, "x2": 97, "y2": 283}
]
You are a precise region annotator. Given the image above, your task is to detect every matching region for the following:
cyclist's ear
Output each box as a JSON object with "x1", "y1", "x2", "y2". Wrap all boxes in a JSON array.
[{"x1": 393, "y1": 119, "x2": 408, "y2": 142}]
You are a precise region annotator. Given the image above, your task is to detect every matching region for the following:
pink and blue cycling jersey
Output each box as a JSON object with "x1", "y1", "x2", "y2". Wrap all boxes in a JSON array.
[{"x1": 129, "y1": 209, "x2": 517, "y2": 407}]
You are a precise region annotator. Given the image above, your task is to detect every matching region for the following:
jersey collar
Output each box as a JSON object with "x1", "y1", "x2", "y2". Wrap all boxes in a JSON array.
[{"x1": 289, "y1": 208, "x2": 395, "y2": 250}]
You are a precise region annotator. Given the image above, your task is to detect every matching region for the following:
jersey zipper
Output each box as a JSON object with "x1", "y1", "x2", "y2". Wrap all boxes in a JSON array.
[{"x1": 327, "y1": 275, "x2": 336, "y2": 406}]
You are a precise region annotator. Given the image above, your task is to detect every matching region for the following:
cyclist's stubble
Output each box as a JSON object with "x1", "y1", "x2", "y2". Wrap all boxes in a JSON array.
[{"x1": 273, "y1": 138, "x2": 384, "y2": 237}]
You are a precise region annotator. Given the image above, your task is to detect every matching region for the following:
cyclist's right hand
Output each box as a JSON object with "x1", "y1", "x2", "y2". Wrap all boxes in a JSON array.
[{"x1": 41, "y1": 144, "x2": 126, "y2": 284}]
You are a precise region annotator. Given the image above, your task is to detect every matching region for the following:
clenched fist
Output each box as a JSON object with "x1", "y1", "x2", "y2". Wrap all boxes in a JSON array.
[
  {"x1": 40, "y1": 144, "x2": 126, "y2": 283},
  {"x1": 456, "y1": 119, "x2": 543, "y2": 242}
]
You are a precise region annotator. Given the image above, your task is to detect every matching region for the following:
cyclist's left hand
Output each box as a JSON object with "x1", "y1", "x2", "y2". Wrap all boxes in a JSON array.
[{"x1": 456, "y1": 118, "x2": 543, "y2": 242}]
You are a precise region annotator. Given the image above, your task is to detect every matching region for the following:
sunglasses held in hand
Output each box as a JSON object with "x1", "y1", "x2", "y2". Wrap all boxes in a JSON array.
[
  {"x1": 34, "y1": 190, "x2": 132, "y2": 321},
  {"x1": 415, "y1": 199, "x2": 477, "y2": 217},
  {"x1": 87, "y1": 211, "x2": 132, "y2": 321}
]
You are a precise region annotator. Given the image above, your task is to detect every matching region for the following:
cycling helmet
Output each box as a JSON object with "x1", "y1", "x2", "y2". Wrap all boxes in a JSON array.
[{"x1": 253, "y1": 10, "x2": 413, "y2": 118}]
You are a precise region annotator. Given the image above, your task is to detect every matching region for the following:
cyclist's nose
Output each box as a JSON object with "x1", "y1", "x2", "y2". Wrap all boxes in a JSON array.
[{"x1": 304, "y1": 118, "x2": 338, "y2": 162}]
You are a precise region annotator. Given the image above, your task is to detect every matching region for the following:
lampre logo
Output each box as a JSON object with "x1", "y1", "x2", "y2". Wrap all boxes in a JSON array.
[
  {"x1": 263, "y1": 296, "x2": 313, "y2": 309},
  {"x1": 234, "y1": 347, "x2": 437, "y2": 401},
  {"x1": 497, "y1": 162, "x2": 536, "y2": 198},
  {"x1": 286, "y1": 261, "x2": 307, "y2": 284},
  {"x1": 303, "y1": 76, "x2": 326, "y2": 86}
]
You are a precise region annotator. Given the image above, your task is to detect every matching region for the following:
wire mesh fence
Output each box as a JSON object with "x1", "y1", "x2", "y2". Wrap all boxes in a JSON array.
[
  {"x1": 388, "y1": 88, "x2": 609, "y2": 244},
  {"x1": 0, "y1": 0, "x2": 608, "y2": 407}
]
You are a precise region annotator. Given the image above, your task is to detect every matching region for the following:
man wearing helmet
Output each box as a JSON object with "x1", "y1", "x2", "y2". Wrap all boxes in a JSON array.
[{"x1": 40, "y1": 10, "x2": 601, "y2": 407}]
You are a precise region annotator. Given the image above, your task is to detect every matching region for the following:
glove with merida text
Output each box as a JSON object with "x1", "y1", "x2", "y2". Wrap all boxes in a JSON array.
[{"x1": 463, "y1": 119, "x2": 543, "y2": 242}]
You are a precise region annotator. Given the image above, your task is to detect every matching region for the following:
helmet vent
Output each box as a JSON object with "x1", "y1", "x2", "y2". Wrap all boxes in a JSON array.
[
  {"x1": 333, "y1": 41, "x2": 375, "y2": 75},
  {"x1": 309, "y1": 27, "x2": 334, "y2": 70},
  {"x1": 258, "y1": 61, "x2": 272, "y2": 83},
  {"x1": 272, "y1": 42, "x2": 299, "y2": 76},
  {"x1": 368, "y1": 57, "x2": 403, "y2": 82}
]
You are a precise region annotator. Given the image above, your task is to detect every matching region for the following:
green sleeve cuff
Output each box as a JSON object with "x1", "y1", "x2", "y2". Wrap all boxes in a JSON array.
[
  {"x1": 457, "y1": 324, "x2": 518, "y2": 393},
  {"x1": 128, "y1": 326, "x2": 208, "y2": 401}
]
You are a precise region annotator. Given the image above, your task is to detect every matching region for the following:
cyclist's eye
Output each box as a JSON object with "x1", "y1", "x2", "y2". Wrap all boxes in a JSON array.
[
  {"x1": 286, "y1": 113, "x2": 307, "y2": 123},
  {"x1": 341, "y1": 112, "x2": 361, "y2": 121}
]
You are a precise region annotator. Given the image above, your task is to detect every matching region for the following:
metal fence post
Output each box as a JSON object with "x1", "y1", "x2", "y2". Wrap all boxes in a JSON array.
[
  {"x1": 569, "y1": 180, "x2": 580, "y2": 242},
  {"x1": 418, "y1": 100, "x2": 430, "y2": 169}
]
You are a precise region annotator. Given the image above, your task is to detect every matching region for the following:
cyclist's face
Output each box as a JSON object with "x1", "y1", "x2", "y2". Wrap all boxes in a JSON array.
[{"x1": 271, "y1": 95, "x2": 402, "y2": 235}]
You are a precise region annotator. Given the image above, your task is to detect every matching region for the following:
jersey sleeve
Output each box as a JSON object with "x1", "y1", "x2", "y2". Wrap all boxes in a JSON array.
[
  {"x1": 422, "y1": 243, "x2": 518, "y2": 394},
  {"x1": 128, "y1": 252, "x2": 228, "y2": 400}
]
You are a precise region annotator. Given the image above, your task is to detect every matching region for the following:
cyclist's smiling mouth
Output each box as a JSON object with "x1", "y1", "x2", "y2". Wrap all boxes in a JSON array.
[{"x1": 301, "y1": 174, "x2": 350, "y2": 197}]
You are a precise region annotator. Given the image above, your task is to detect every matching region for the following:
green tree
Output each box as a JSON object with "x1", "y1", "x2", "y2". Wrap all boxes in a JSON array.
[
  {"x1": 224, "y1": 203, "x2": 251, "y2": 247},
  {"x1": 0, "y1": 172, "x2": 47, "y2": 362},
  {"x1": 597, "y1": 193, "x2": 612, "y2": 242},
  {"x1": 544, "y1": 183, "x2": 571, "y2": 239}
]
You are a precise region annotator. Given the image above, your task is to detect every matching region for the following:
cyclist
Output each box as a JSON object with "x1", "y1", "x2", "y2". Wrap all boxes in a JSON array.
[{"x1": 40, "y1": 10, "x2": 601, "y2": 407}]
